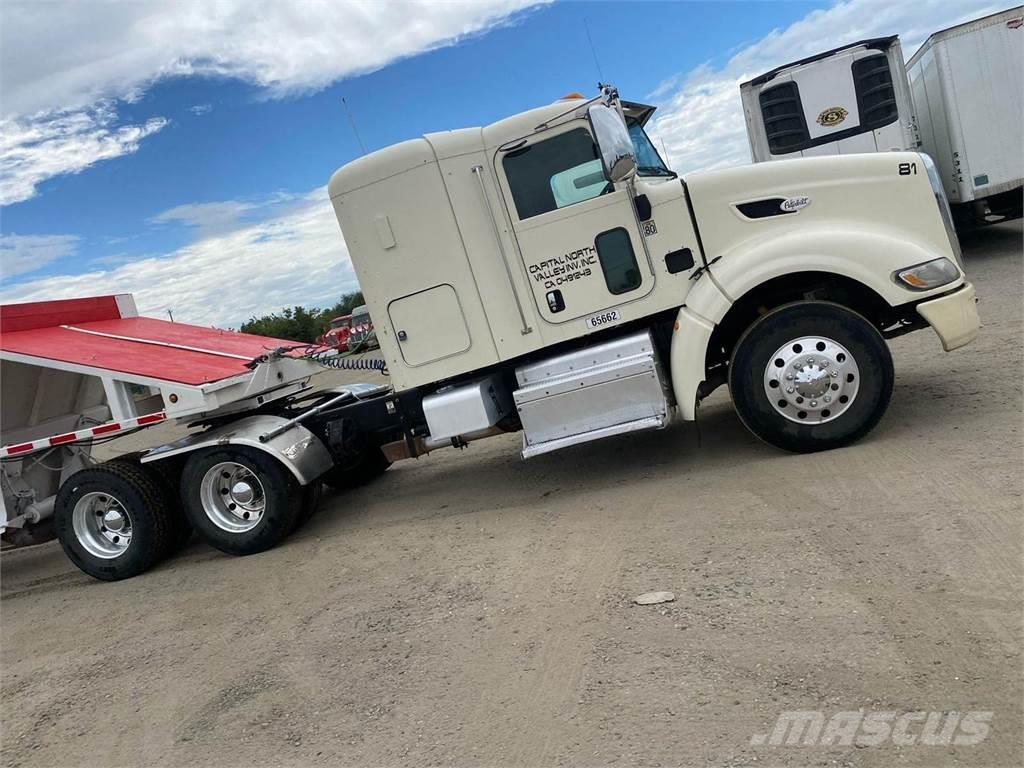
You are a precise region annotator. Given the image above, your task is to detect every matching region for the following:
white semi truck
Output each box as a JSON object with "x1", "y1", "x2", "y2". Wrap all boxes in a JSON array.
[
  {"x1": 740, "y1": 7, "x2": 1024, "y2": 227},
  {"x1": 2, "y1": 84, "x2": 979, "y2": 581}
]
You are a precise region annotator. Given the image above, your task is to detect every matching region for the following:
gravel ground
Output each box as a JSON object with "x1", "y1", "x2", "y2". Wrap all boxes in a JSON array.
[{"x1": 1, "y1": 222, "x2": 1021, "y2": 768}]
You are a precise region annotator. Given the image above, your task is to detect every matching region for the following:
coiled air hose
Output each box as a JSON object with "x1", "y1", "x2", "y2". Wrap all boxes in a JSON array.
[
  {"x1": 302, "y1": 347, "x2": 388, "y2": 373},
  {"x1": 248, "y1": 340, "x2": 388, "y2": 375}
]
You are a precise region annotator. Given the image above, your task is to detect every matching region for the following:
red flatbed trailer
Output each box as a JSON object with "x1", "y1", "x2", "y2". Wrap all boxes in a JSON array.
[{"x1": 1, "y1": 294, "x2": 390, "y2": 580}]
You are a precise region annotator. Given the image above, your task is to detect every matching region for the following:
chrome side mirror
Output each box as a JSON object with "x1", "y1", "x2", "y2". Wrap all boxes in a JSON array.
[{"x1": 587, "y1": 103, "x2": 636, "y2": 184}]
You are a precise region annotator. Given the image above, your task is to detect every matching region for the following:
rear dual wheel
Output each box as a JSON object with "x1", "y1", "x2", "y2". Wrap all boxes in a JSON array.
[
  {"x1": 55, "y1": 461, "x2": 172, "y2": 581},
  {"x1": 180, "y1": 447, "x2": 314, "y2": 555},
  {"x1": 729, "y1": 301, "x2": 894, "y2": 453}
]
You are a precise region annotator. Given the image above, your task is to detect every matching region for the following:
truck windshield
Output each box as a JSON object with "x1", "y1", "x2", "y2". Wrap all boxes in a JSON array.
[{"x1": 628, "y1": 121, "x2": 673, "y2": 177}]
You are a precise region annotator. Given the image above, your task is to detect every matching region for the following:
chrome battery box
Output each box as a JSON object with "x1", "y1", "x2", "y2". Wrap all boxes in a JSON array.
[{"x1": 423, "y1": 374, "x2": 512, "y2": 441}]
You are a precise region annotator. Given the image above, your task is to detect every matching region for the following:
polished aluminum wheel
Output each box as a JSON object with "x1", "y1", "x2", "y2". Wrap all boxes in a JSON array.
[
  {"x1": 763, "y1": 335, "x2": 861, "y2": 424},
  {"x1": 199, "y1": 461, "x2": 266, "y2": 533},
  {"x1": 72, "y1": 491, "x2": 132, "y2": 559}
]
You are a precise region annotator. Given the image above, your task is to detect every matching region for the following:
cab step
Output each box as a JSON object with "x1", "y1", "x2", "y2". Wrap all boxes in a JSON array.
[{"x1": 513, "y1": 331, "x2": 671, "y2": 458}]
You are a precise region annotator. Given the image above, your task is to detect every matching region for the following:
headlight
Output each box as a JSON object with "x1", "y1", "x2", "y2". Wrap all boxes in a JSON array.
[
  {"x1": 893, "y1": 257, "x2": 961, "y2": 291},
  {"x1": 920, "y1": 153, "x2": 964, "y2": 269}
]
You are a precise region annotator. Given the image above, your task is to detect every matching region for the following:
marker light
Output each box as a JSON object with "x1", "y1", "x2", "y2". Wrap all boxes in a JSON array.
[{"x1": 893, "y1": 257, "x2": 961, "y2": 291}]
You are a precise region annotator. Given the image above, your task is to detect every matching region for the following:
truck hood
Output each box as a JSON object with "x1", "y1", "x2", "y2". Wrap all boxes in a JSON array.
[{"x1": 684, "y1": 152, "x2": 954, "y2": 266}]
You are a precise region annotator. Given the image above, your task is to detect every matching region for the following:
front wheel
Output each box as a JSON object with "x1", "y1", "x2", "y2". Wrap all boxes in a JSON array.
[
  {"x1": 181, "y1": 447, "x2": 302, "y2": 555},
  {"x1": 729, "y1": 302, "x2": 894, "y2": 453}
]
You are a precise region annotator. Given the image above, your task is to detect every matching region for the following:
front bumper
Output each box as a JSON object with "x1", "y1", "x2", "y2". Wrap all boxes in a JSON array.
[{"x1": 916, "y1": 282, "x2": 979, "y2": 351}]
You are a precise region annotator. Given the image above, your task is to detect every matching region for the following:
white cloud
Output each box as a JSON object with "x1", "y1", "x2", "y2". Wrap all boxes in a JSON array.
[
  {"x1": 189, "y1": 104, "x2": 213, "y2": 116},
  {"x1": 0, "y1": 104, "x2": 168, "y2": 206},
  {"x1": 0, "y1": 234, "x2": 80, "y2": 279},
  {"x1": 648, "y1": 0, "x2": 1004, "y2": 175},
  {"x1": 1, "y1": 189, "x2": 357, "y2": 328},
  {"x1": 0, "y1": 0, "x2": 545, "y2": 206},
  {"x1": 1, "y1": 1, "x2": 545, "y2": 118},
  {"x1": 151, "y1": 200, "x2": 259, "y2": 237}
]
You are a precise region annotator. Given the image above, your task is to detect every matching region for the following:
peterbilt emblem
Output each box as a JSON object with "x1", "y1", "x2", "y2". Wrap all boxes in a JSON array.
[
  {"x1": 816, "y1": 106, "x2": 849, "y2": 127},
  {"x1": 781, "y1": 196, "x2": 811, "y2": 212}
]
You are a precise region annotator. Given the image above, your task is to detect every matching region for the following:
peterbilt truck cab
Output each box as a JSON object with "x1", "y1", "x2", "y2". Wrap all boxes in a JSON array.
[{"x1": 327, "y1": 84, "x2": 978, "y2": 456}]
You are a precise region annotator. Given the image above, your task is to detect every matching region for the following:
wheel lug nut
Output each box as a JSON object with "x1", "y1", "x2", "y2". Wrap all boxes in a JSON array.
[
  {"x1": 810, "y1": 400, "x2": 818, "y2": 407},
  {"x1": 785, "y1": 373, "x2": 794, "y2": 381},
  {"x1": 786, "y1": 387, "x2": 794, "y2": 394},
  {"x1": 824, "y1": 395, "x2": 832, "y2": 403},
  {"x1": 821, "y1": 360, "x2": 829, "y2": 367},
  {"x1": 831, "y1": 370, "x2": 839, "y2": 377}
]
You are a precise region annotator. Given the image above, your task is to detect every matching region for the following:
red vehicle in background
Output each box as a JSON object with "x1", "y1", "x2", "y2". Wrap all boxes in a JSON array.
[{"x1": 317, "y1": 314, "x2": 352, "y2": 351}]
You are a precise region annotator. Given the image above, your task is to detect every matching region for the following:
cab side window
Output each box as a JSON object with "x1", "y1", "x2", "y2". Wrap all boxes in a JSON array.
[
  {"x1": 595, "y1": 228, "x2": 641, "y2": 294},
  {"x1": 503, "y1": 128, "x2": 606, "y2": 220}
]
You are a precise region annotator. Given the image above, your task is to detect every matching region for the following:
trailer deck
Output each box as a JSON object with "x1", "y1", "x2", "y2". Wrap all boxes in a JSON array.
[{"x1": 1, "y1": 294, "x2": 291, "y2": 386}]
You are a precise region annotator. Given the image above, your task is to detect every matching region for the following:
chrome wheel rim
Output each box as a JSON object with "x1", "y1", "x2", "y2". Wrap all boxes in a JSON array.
[
  {"x1": 763, "y1": 335, "x2": 861, "y2": 424},
  {"x1": 72, "y1": 492, "x2": 132, "y2": 559},
  {"x1": 200, "y1": 461, "x2": 266, "y2": 533}
]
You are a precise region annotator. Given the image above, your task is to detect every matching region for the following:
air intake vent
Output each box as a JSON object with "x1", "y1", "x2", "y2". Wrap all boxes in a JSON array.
[
  {"x1": 759, "y1": 82, "x2": 810, "y2": 155},
  {"x1": 852, "y1": 55, "x2": 898, "y2": 130}
]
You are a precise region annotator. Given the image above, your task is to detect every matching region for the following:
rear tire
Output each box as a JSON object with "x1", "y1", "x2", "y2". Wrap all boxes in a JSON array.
[
  {"x1": 146, "y1": 462, "x2": 192, "y2": 555},
  {"x1": 321, "y1": 447, "x2": 391, "y2": 491},
  {"x1": 54, "y1": 462, "x2": 170, "y2": 581},
  {"x1": 729, "y1": 301, "x2": 894, "y2": 453},
  {"x1": 103, "y1": 454, "x2": 191, "y2": 556},
  {"x1": 181, "y1": 447, "x2": 301, "y2": 555},
  {"x1": 292, "y1": 479, "x2": 323, "y2": 532}
]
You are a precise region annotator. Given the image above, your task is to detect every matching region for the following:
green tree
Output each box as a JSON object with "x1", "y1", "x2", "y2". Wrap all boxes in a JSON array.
[{"x1": 240, "y1": 291, "x2": 365, "y2": 342}]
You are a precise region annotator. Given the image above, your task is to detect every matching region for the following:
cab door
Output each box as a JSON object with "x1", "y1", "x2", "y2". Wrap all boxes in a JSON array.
[{"x1": 493, "y1": 122, "x2": 654, "y2": 324}]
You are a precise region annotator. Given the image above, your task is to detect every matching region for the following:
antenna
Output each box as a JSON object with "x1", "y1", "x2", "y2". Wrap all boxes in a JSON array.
[
  {"x1": 583, "y1": 17, "x2": 605, "y2": 83},
  {"x1": 341, "y1": 97, "x2": 368, "y2": 156}
]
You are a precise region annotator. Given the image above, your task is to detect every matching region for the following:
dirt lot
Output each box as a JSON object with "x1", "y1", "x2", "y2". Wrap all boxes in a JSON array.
[{"x1": 2, "y1": 223, "x2": 1021, "y2": 768}]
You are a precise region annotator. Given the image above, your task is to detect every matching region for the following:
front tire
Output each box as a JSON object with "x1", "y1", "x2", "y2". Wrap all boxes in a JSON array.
[
  {"x1": 181, "y1": 447, "x2": 302, "y2": 555},
  {"x1": 54, "y1": 462, "x2": 170, "y2": 581},
  {"x1": 729, "y1": 301, "x2": 894, "y2": 453}
]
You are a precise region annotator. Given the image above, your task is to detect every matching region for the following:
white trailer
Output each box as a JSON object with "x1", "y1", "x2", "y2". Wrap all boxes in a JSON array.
[
  {"x1": 741, "y1": 7, "x2": 1024, "y2": 228},
  {"x1": 907, "y1": 7, "x2": 1024, "y2": 226},
  {"x1": 740, "y1": 37, "x2": 916, "y2": 160}
]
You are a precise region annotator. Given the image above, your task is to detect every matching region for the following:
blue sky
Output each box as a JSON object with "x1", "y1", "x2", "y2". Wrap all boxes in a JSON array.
[{"x1": 0, "y1": 0, "x2": 1001, "y2": 326}]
